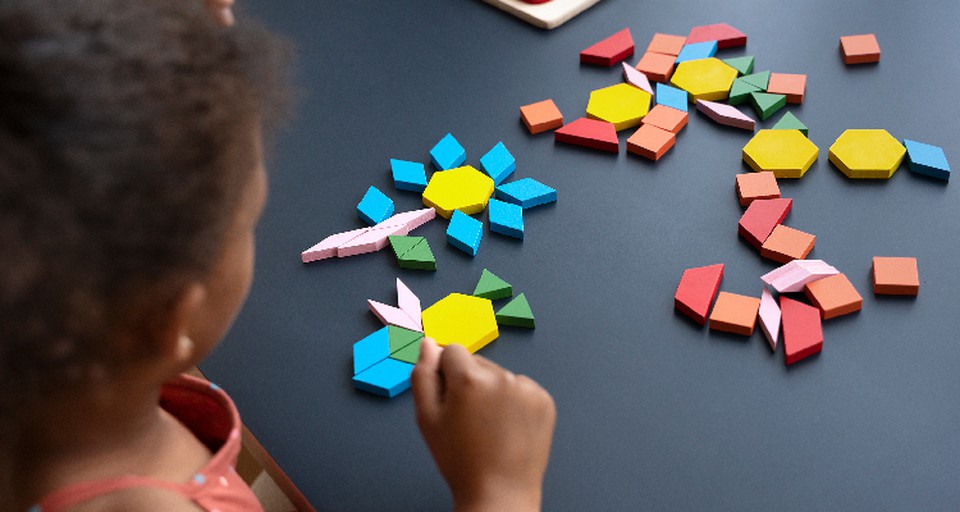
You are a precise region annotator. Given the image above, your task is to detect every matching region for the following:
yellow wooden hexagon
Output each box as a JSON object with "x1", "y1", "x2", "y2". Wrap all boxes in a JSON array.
[
  {"x1": 828, "y1": 129, "x2": 906, "y2": 179},
  {"x1": 670, "y1": 58, "x2": 738, "y2": 102},
  {"x1": 421, "y1": 165, "x2": 494, "y2": 219},
  {"x1": 422, "y1": 293, "x2": 499, "y2": 354},
  {"x1": 586, "y1": 83, "x2": 652, "y2": 131},
  {"x1": 742, "y1": 129, "x2": 819, "y2": 178}
]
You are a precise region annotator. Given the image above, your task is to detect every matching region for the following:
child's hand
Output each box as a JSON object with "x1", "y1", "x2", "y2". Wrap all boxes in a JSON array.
[
  {"x1": 204, "y1": 0, "x2": 235, "y2": 26},
  {"x1": 412, "y1": 338, "x2": 556, "y2": 512}
]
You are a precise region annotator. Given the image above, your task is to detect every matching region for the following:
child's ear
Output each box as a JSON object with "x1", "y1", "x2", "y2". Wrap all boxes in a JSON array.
[{"x1": 158, "y1": 282, "x2": 208, "y2": 361}]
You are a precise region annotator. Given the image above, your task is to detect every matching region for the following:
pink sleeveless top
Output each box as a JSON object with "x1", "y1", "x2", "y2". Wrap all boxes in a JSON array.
[{"x1": 33, "y1": 374, "x2": 263, "y2": 512}]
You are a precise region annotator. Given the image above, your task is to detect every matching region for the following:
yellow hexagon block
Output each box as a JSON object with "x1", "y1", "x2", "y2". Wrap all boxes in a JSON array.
[
  {"x1": 670, "y1": 58, "x2": 738, "y2": 102},
  {"x1": 422, "y1": 293, "x2": 499, "y2": 354},
  {"x1": 421, "y1": 165, "x2": 494, "y2": 219},
  {"x1": 828, "y1": 129, "x2": 906, "y2": 179},
  {"x1": 742, "y1": 129, "x2": 819, "y2": 178},
  {"x1": 586, "y1": 83, "x2": 652, "y2": 131}
]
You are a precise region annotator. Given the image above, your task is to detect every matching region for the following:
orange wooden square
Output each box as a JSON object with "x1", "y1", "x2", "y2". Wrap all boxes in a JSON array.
[
  {"x1": 520, "y1": 99, "x2": 564, "y2": 135},
  {"x1": 872, "y1": 257, "x2": 919, "y2": 296},
  {"x1": 642, "y1": 104, "x2": 688, "y2": 133},
  {"x1": 767, "y1": 73, "x2": 807, "y2": 104},
  {"x1": 709, "y1": 291, "x2": 761, "y2": 336},
  {"x1": 635, "y1": 52, "x2": 675, "y2": 83},
  {"x1": 840, "y1": 34, "x2": 880, "y2": 64},
  {"x1": 626, "y1": 123, "x2": 675, "y2": 161},
  {"x1": 646, "y1": 33, "x2": 686, "y2": 56},
  {"x1": 735, "y1": 172, "x2": 780, "y2": 206},
  {"x1": 804, "y1": 273, "x2": 863, "y2": 319},
  {"x1": 760, "y1": 224, "x2": 815, "y2": 264}
]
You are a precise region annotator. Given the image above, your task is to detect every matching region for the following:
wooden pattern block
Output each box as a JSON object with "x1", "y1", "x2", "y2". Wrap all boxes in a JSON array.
[
  {"x1": 430, "y1": 133, "x2": 466, "y2": 170},
  {"x1": 495, "y1": 177, "x2": 557, "y2": 209},
  {"x1": 696, "y1": 100, "x2": 756, "y2": 131},
  {"x1": 555, "y1": 117, "x2": 619, "y2": 152},
  {"x1": 397, "y1": 238, "x2": 437, "y2": 270},
  {"x1": 387, "y1": 325, "x2": 424, "y2": 354},
  {"x1": 759, "y1": 288, "x2": 781, "y2": 350},
  {"x1": 446, "y1": 210, "x2": 483, "y2": 256},
  {"x1": 767, "y1": 73, "x2": 807, "y2": 104},
  {"x1": 626, "y1": 123, "x2": 676, "y2": 161},
  {"x1": 686, "y1": 23, "x2": 747, "y2": 49},
  {"x1": 301, "y1": 208, "x2": 435, "y2": 263},
  {"x1": 520, "y1": 99, "x2": 564, "y2": 135},
  {"x1": 481, "y1": 0, "x2": 602, "y2": 30},
  {"x1": 738, "y1": 198, "x2": 792, "y2": 249},
  {"x1": 722, "y1": 55, "x2": 755, "y2": 75},
  {"x1": 840, "y1": 34, "x2": 880, "y2": 64},
  {"x1": 480, "y1": 141, "x2": 516, "y2": 185},
  {"x1": 728, "y1": 78, "x2": 762, "y2": 106},
  {"x1": 634, "y1": 51, "x2": 676, "y2": 83},
  {"x1": 646, "y1": 33, "x2": 686, "y2": 56},
  {"x1": 760, "y1": 224, "x2": 815, "y2": 264},
  {"x1": 422, "y1": 165, "x2": 495, "y2": 219},
  {"x1": 872, "y1": 257, "x2": 919, "y2": 296},
  {"x1": 761, "y1": 259, "x2": 839, "y2": 293},
  {"x1": 473, "y1": 268, "x2": 513, "y2": 300},
  {"x1": 771, "y1": 111, "x2": 808, "y2": 136},
  {"x1": 357, "y1": 186, "x2": 395, "y2": 226},
  {"x1": 496, "y1": 293, "x2": 536, "y2": 328},
  {"x1": 709, "y1": 291, "x2": 761, "y2": 336},
  {"x1": 903, "y1": 139, "x2": 950, "y2": 181},
  {"x1": 740, "y1": 70, "x2": 771, "y2": 90},
  {"x1": 656, "y1": 83, "x2": 688, "y2": 112},
  {"x1": 735, "y1": 172, "x2": 780, "y2": 206},
  {"x1": 585, "y1": 83, "x2": 652, "y2": 131},
  {"x1": 674, "y1": 263, "x2": 724, "y2": 325},
  {"x1": 749, "y1": 91, "x2": 786, "y2": 121},
  {"x1": 622, "y1": 62, "x2": 654, "y2": 94},
  {"x1": 422, "y1": 293, "x2": 499, "y2": 353},
  {"x1": 488, "y1": 198, "x2": 524, "y2": 239},
  {"x1": 391, "y1": 159, "x2": 428, "y2": 192},
  {"x1": 780, "y1": 297, "x2": 822, "y2": 365},
  {"x1": 742, "y1": 129, "x2": 819, "y2": 178},
  {"x1": 390, "y1": 337, "x2": 424, "y2": 364},
  {"x1": 641, "y1": 104, "x2": 688, "y2": 133},
  {"x1": 353, "y1": 327, "x2": 391, "y2": 376},
  {"x1": 828, "y1": 129, "x2": 905, "y2": 179},
  {"x1": 804, "y1": 273, "x2": 862, "y2": 319},
  {"x1": 352, "y1": 357, "x2": 415, "y2": 398},
  {"x1": 580, "y1": 28, "x2": 635, "y2": 66},
  {"x1": 671, "y1": 58, "x2": 738, "y2": 102},
  {"x1": 675, "y1": 41, "x2": 717, "y2": 63}
]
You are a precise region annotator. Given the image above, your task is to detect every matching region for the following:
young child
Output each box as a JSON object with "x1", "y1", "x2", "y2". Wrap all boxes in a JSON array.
[{"x1": 0, "y1": 1, "x2": 556, "y2": 511}]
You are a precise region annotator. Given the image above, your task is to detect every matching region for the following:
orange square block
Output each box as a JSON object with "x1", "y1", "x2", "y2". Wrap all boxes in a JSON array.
[
  {"x1": 626, "y1": 123, "x2": 676, "y2": 161},
  {"x1": 735, "y1": 172, "x2": 780, "y2": 206},
  {"x1": 767, "y1": 73, "x2": 807, "y2": 104},
  {"x1": 635, "y1": 52, "x2": 675, "y2": 83},
  {"x1": 646, "y1": 33, "x2": 686, "y2": 56},
  {"x1": 804, "y1": 273, "x2": 863, "y2": 319},
  {"x1": 709, "y1": 291, "x2": 761, "y2": 336},
  {"x1": 642, "y1": 104, "x2": 688, "y2": 133},
  {"x1": 760, "y1": 224, "x2": 815, "y2": 263},
  {"x1": 520, "y1": 99, "x2": 564, "y2": 135},
  {"x1": 840, "y1": 34, "x2": 880, "y2": 64},
  {"x1": 872, "y1": 257, "x2": 919, "y2": 296}
]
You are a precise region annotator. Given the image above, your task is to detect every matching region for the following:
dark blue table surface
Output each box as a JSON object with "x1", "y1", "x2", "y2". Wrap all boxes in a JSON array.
[{"x1": 200, "y1": 1, "x2": 960, "y2": 510}]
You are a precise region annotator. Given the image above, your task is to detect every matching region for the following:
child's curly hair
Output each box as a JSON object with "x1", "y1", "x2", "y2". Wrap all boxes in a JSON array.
[{"x1": 0, "y1": 0, "x2": 291, "y2": 439}]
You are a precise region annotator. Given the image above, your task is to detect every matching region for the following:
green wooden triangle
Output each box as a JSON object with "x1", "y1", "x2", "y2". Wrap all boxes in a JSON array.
[
  {"x1": 473, "y1": 269, "x2": 513, "y2": 300},
  {"x1": 390, "y1": 337, "x2": 423, "y2": 364},
  {"x1": 389, "y1": 236, "x2": 425, "y2": 260},
  {"x1": 722, "y1": 56, "x2": 755, "y2": 75},
  {"x1": 749, "y1": 91, "x2": 786, "y2": 120},
  {"x1": 388, "y1": 325, "x2": 424, "y2": 353},
  {"x1": 741, "y1": 70, "x2": 771, "y2": 90},
  {"x1": 771, "y1": 111, "x2": 808, "y2": 136},
  {"x1": 398, "y1": 239, "x2": 436, "y2": 270},
  {"x1": 728, "y1": 78, "x2": 762, "y2": 106},
  {"x1": 495, "y1": 293, "x2": 535, "y2": 328}
]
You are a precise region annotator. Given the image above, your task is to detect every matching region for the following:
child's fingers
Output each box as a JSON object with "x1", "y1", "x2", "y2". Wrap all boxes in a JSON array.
[
  {"x1": 204, "y1": 0, "x2": 235, "y2": 26},
  {"x1": 411, "y1": 337, "x2": 442, "y2": 424}
]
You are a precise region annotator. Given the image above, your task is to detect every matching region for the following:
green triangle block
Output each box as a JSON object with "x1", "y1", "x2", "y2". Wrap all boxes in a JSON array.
[
  {"x1": 398, "y1": 239, "x2": 436, "y2": 271},
  {"x1": 750, "y1": 91, "x2": 786, "y2": 121},
  {"x1": 390, "y1": 337, "x2": 423, "y2": 364},
  {"x1": 722, "y1": 56, "x2": 755, "y2": 76},
  {"x1": 389, "y1": 235, "x2": 425, "y2": 260},
  {"x1": 741, "y1": 70, "x2": 771, "y2": 91},
  {"x1": 771, "y1": 111, "x2": 808, "y2": 136},
  {"x1": 495, "y1": 293, "x2": 535, "y2": 329},
  {"x1": 473, "y1": 269, "x2": 513, "y2": 300},
  {"x1": 388, "y1": 325, "x2": 424, "y2": 353},
  {"x1": 728, "y1": 78, "x2": 762, "y2": 106}
]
